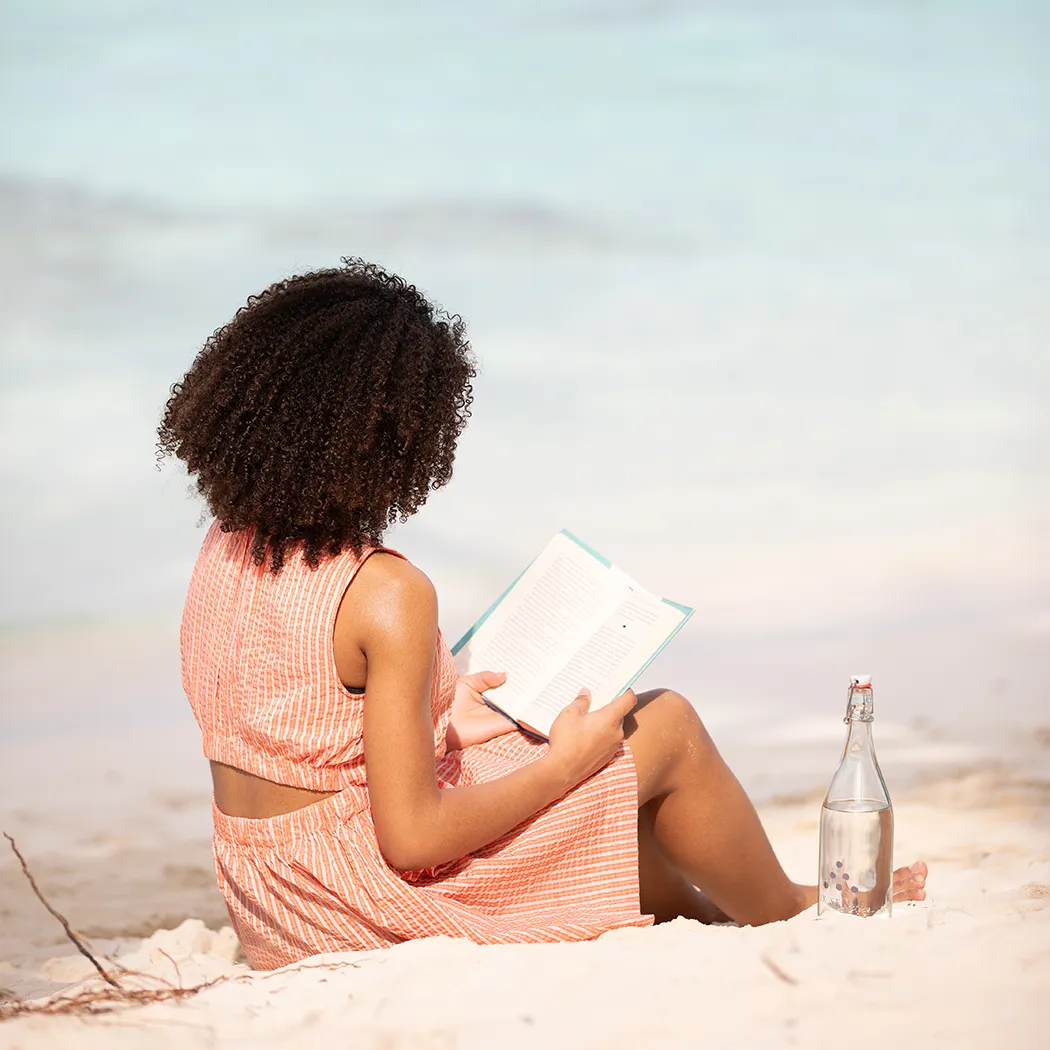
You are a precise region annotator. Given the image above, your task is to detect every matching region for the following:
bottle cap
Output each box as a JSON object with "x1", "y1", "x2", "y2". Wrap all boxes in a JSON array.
[{"x1": 850, "y1": 674, "x2": 872, "y2": 688}]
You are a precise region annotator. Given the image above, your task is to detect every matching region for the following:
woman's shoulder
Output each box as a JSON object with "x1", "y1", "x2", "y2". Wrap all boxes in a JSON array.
[
  {"x1": 335, "y1": 548, "x2": 438, "y2": 663},
  {"x1": 358, "y1": 549, "x2": 437, "y2": 607}
]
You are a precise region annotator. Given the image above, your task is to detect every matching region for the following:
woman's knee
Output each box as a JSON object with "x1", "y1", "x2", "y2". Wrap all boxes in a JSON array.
[
  {"x1": 627, "y1": 688, "x2": 714, "y2": 798},
  {"x1": 632, "y1": 688, "x2": 710, "y2": 744}
]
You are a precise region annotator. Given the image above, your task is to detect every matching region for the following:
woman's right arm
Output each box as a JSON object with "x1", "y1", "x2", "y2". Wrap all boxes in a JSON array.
[{"x1": 342, "y1": 554, "x2": 634, "y2": 873}]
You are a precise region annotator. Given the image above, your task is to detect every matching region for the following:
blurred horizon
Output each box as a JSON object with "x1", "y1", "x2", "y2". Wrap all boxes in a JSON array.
[{"x1": 1, "y1": 0, "x2": 1047, "y2": 738}]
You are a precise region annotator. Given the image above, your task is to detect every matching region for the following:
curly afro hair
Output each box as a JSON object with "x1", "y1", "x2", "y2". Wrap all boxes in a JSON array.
[{"x1": 158, "y1": 258, "x2": 476, "y2": 572}]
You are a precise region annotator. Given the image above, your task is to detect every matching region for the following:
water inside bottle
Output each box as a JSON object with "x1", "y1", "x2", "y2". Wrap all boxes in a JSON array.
[{"x1": 818, "y1": 800, "x2": 893, "y2": 918}]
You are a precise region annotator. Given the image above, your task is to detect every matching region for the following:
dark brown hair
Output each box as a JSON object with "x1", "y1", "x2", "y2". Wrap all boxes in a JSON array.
[{"x1": 158, "y1": 258, "x2": 475, "y2": 571}]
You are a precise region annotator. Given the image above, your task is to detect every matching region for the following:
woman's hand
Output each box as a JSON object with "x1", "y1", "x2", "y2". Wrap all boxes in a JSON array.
[
  {"x1": 445, "y1": 671, "x2": 518, "y2": 751},
  {"x1": 545, "y1": 687, "x2": 638, "y2": 790}
]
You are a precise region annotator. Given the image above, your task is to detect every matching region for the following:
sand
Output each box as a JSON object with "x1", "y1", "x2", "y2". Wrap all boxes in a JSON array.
[{"x1": 2, "y1": 756, "x2": 1047, "y2": 1049}]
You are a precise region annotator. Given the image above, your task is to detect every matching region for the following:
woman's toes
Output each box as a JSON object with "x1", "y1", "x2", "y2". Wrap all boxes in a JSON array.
[
  {"x1": 904, "y1": 861, "x2": 928, "y2": 889},
  {"x1": 892, "y1": 860, "x2": 929, "y2": 901}
]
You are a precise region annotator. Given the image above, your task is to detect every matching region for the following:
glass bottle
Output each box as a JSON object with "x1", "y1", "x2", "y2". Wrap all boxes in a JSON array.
[{"x1": 817, "y1": 675, "x2": 894, "y2": 918}]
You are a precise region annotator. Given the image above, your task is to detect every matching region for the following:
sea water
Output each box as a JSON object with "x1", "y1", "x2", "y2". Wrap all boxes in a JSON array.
[
  {"x1": 818, "y1": 802, "x2": 894, "y2": 919},
  {"x1": 1, "y1": 1, "x2": 1048, "y2": 750}
]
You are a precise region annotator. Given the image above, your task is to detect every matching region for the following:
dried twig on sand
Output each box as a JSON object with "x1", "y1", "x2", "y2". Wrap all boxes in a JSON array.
[
  {"x1": 0, "y1": 984, "x2": 218, "y2": 1020},
  {"x1": 0, "y1": 833, "x2": 221, "y2": 1021},
  {"x1": 761, "y1": 953, "x2": 799, "y2": 986},
  {"x1": 3, "y1": 832, "x2": 121, "y2": 989}
]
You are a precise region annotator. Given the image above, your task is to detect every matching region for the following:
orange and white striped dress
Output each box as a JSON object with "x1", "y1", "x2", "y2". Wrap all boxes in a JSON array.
[{"x1": 181, "y1": 521, "x2": 651, "y2": 968}]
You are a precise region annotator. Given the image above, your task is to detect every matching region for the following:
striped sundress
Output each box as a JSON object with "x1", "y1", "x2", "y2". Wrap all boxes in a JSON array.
[{"x1": 181, "y1": 522, "x2": 651, "y2": 968}]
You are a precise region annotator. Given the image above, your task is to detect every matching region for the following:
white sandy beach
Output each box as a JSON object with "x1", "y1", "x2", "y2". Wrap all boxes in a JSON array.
[
  {"x1": 1, "y1": 707, "x2": 1047, "y2": 1049},
  {"x1": 2, "y1": 619, "x2": 1049, "y2": 1047}
]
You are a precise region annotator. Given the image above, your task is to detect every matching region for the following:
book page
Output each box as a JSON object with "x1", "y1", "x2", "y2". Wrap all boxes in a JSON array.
[
  {"x1": 453, "y1": 533, "x2": 627, "y2": 718},
  {"x1": 518, "y1": 590, "x2": 688, "y2": 736}
]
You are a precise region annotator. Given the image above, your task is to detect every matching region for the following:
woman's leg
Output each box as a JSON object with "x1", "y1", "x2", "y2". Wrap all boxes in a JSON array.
[
  {"x1": 637, "y1": 803, "x2": 729, "y2": 923},
  {"x1": 629, "y1": 688, "x2": 927, "y2": 926}
]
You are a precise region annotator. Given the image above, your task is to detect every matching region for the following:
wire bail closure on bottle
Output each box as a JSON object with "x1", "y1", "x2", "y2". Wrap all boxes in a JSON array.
[{"x1": 844, "y1": 679, "x2": 874, "y2": 723}]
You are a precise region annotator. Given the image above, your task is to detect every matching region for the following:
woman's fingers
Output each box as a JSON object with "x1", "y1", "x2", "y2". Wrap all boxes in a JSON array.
[
  {"x1": 564, "y1": 687, "x2": 634, "y2": 721},
  {"x1": 460, "y1": 670, "x2": 508, "y2": 693},
  {"x1": 609, "y1": 688, "x2": 638, "y2": 719}
]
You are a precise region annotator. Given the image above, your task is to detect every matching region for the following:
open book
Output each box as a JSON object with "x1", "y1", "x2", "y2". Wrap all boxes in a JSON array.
[{"x1": 451, "y1": 531, "x2": 693, "y2": 738}]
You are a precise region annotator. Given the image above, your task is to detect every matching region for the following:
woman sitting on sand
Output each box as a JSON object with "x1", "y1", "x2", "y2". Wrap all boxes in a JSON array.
[{"x1": 159, "y1": 260, "x2": 927, "y2": 969}]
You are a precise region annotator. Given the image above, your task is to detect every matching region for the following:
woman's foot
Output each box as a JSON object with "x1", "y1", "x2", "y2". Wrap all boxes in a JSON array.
[
  {"x1": 893, "y1": 860, "x2": 928, "y2": 902},
  {"x1": 794, "y1": 859, "x2": 929, "y2": 915}
]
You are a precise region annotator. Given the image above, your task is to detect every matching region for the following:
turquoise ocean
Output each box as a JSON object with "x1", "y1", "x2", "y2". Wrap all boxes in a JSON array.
[{"x1": 1, "y1": 1, "x2": 1047, "y2": 802}]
